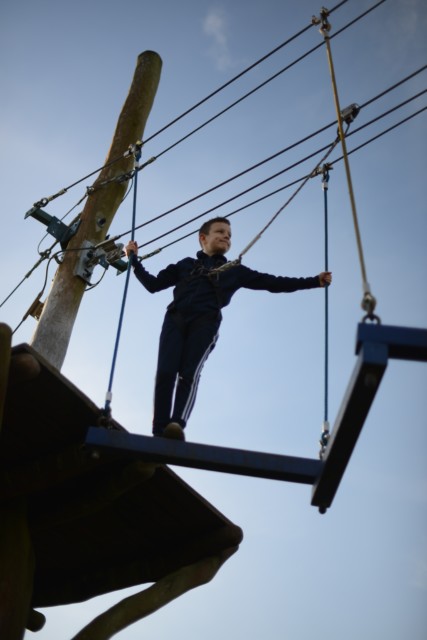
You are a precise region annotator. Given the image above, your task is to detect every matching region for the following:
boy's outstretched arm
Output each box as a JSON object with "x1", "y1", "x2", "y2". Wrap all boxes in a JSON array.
[
  {"x1": 319, "y1": 271, "x2": 332, "y2": 287},
  {"x1": 124, "y1": 240, "x2": 179, "y2": 293}
]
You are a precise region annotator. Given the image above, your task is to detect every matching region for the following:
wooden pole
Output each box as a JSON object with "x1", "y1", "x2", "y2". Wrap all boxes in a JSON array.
[
  {"x1": 0, "y1": 51, "x2": 162, "y2": 640},
  {"x1": 0, "y1": 323, "x2": 12, "y2": 432},
  {"x1": 30, "y1": 51, "x2": 162, "y2": 370},
  {"x1": 71, "y1": 547, "x2": 237, "y2": 640},
  {"x1": 0, "y1": 499, "x2": 35, "y2": 640},
  {"x1": 0, "y1": 331, "x2": 45, "y2": 638}
]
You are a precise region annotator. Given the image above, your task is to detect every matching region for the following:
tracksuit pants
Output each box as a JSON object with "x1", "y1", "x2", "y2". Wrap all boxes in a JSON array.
[{"x1": 152, "y1": 309, "x2": 221, "y2": 435}]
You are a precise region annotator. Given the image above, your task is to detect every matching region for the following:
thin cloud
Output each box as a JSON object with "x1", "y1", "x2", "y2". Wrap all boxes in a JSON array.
[{"x1": 203, "y1": 7, "x2": 233, "y2": 71}]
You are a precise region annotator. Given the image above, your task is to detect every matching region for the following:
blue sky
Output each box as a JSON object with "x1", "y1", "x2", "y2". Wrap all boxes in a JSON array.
[{"x1": 1, "y1": 0, "x2": 426, "y2": 638}]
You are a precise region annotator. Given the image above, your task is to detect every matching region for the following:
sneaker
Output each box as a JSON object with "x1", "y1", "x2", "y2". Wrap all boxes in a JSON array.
[{"x1": 162, "y1": 422, "x2": 185, "y2": 441}]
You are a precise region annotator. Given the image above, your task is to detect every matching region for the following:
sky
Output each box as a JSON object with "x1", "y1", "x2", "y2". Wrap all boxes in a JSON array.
[{"x1": 1, "y1": 0, "x2": 426, "y2": 638}]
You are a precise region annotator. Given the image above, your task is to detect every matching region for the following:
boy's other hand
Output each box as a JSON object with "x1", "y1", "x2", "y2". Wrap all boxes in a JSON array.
[
  {"x1": 319, "y1": 271, "x2": 332, "y2": 287},
  {"x1": 125, "y1": 240, "x2": 138, "y2": 257}
]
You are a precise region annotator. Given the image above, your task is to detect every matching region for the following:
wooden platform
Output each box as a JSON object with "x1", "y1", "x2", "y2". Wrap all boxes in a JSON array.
[
  {"x1": 0, "y1": 343, "x2": 242, "y2": 608},
  {"x1": 3, "y1": 322, "x2": 424, "y2": 614}
]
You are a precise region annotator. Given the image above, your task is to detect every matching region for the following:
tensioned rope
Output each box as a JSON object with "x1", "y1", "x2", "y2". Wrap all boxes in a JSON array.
[
  {"x1": 141, "y1": 0, "x2": 350, "y2": 145},
  {"x1": 336, "y1": 103, "x2": 427, "y2": 159},
  {"x1": 150, "y1": 0, "x2": 386, "y2": 163},
  {"x1": 22, "y1": 76, "x2": 424, "y2": 298},
  {"x1": 315, "y1": 7, "x2": 377, "y2": 319},
  {"x1": 142, "y1": 17, "x2": 315, "y2": 145},
  {"x1": 87, "y1": 0, "x2": 389, "y2": 202},
  {"x1": 30, "y1": 17, "x2": 319, "y2": 208},
  {"x1": 30, "y1": 0, "x2": 381, "y2": 210},
  {"x1": 3, "y1": 84, "x2": 424, "y2": 317},
  {"x1": 10, "y1": 249, "x2": 60, "y2": 335},
  {"x1": 113, "y1": 65, "x2": 426, "y2": 244},
  {"x1": 6, "y1": 101, "x2": 426, "y2": 337},
  {"x1": 102, "y1": 144, "x2": 141, "y2": 420},
  {"x1": 208, "y1": 130, "x2": 345, "y2": 276},
  {"x1": 139, "y1": 103, "x2": 427, "y2": 259},
  {"x1": 318, "y1": 165, "x2": 331, "y2": 459},
  {"x1": 0, "y1": 244, "x2": 56, "y2": 312},
  {"x1": 128, "y1": 88, "x2": 426, "y2": 255}
]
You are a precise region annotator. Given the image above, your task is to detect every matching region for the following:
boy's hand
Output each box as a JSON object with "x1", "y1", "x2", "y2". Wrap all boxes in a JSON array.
[
  {"x1": 319, "y1": 271, "x2": 332, "y2": 287},
  {"x1": 125, "y1": 240, "x2": 138, "y2": 257}
]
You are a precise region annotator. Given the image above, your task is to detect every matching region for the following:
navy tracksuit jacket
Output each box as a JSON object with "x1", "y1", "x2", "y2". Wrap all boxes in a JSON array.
[{"x1": 131, "y1": 251, "x2": 321, "y2": 434}]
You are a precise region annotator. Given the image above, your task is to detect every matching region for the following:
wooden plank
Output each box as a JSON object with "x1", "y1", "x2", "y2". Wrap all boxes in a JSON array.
[{"x1": 85, "y1": 427, "x2": 322, "y2": 485}]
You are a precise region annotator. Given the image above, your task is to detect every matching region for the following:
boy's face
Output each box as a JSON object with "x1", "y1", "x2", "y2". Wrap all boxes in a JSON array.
[{"x1": 200, "y1": 222, "x2": 232, "y2": 256}]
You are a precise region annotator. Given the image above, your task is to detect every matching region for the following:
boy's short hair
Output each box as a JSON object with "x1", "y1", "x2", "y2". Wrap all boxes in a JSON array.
[{"x1": 198, "y1": 217, "x2": 230, "y2": 236}]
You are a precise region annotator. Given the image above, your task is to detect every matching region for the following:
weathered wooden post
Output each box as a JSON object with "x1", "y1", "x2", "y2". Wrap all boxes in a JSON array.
[
  {"x1": 30, "y1": 50, "x2": 162, "y2": 370},
  {"x1": 1, "y1": 51, "x2": 162, "y2": 639},
  {"x1": 0, "y1": 323, "x2": 12, "y2": 430},
  {"x1": 71, "y1": 548, "x2": 237, "y2": 640},
  {"x1": 0, "y1": 325, "x2": 41, "y2": 640}
]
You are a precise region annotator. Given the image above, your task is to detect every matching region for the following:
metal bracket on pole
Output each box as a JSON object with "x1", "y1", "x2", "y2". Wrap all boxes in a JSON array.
[
  {"x1": 74, "y1": 240, "x2": 127, "y2": 283},
  {"x1": 96, "y1": 241, "x2": 127, "y2": 274},
  {"x1": 25, "y1": 207, "x2": 80, "y2": 249},
  {"x1": 74, "y1": 240, "x2": 97, "y2": 284}
]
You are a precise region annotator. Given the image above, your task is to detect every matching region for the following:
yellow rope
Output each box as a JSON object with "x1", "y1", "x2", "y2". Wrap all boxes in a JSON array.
[
  {"x1": 210, "y1": 133, "x2": 342, "y2": 277},
  {"x1": 315, "y1": 8, "x2": 377, "y2": 317}
]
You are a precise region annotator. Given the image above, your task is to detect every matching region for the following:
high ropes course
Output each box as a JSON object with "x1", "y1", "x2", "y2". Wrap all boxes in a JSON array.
[{"x1": 2, "y1": 0, "x2": 427, "y2": 516}]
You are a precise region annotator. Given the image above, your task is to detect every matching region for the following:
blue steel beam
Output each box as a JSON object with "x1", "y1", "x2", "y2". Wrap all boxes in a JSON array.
[
  {"x1": 357, "y1": 323, "x2": 427, "y2": 362},
  {"x1": 311, "y1": 339, "x2": 388, "y2": 512},
  {"x1": 312, "y1": 323, "x2": 427, "y2": 512},
  {"x1": 84, "y1": 428, "x2": 322, "y2": 485}
]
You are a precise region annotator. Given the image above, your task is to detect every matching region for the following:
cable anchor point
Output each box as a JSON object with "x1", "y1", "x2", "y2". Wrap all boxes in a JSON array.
[
  {"x1": 312, "y1": 7, "x2": 331, "y2": 35},
  {"x1": 361, "y1": 290, "x2": 381, "y2": 324},
  {"x1": 126, "y1": 140, "x2": 143, "y2": 166},
  {"x1": 311, "y1": 163, "x2": 333, "y2": 192},
  {"x1": 125, "y1": 140, "x2": 143, "y2": 157},
  {"x1": 319, "y1": 420, "x2": 330, "y2": 460},
  {"x1": 98, "y1": 393, "x2": 115, "y2": 429},
  {"x1": 341, "y1": 103, "x2": 360, "y2": 125},
  {"x1": 322, "y1": 163, "x2": 332, "y2": 189}
]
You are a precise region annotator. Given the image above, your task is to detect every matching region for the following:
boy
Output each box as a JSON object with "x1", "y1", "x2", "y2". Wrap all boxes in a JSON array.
[{"x1": 126, "y1": 217, "x2": 332, "y2": 441}]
